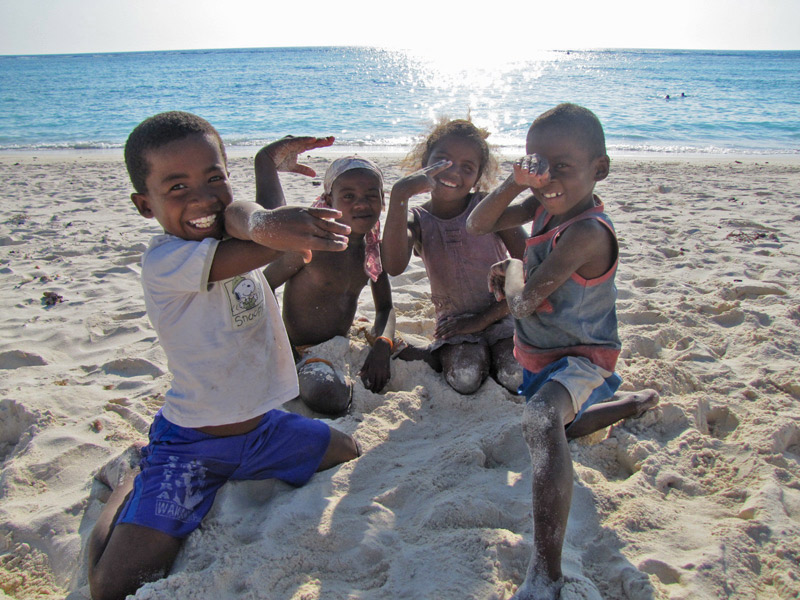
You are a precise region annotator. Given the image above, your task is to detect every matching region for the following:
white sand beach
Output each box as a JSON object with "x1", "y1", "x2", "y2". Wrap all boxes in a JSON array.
[{"x1": 1, "y1": 151, "x2": 799, "y2": 599}]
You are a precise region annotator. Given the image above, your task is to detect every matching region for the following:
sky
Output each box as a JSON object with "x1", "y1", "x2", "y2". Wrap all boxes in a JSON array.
[{"x1": 1, "y1": 0, "x2": 798, "y2": 56}]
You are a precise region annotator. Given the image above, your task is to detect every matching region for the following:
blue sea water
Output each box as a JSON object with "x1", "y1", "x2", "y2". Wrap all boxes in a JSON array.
[{"x1": 1, "y1": 47, "x2": 798, "y2": 155}]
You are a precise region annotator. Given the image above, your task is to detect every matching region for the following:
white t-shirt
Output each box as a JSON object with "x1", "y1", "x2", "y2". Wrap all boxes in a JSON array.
[{"x1": 140, "y1": 234, "x2": 298, "y2": 428}]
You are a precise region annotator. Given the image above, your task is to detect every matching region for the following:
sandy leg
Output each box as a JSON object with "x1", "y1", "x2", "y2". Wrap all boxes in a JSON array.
[{"x1": 565, "y1": 389, "x2": 659, "y2": 440}]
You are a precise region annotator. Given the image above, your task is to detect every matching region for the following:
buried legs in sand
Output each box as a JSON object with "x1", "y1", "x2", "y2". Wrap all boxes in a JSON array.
[
  {"x1": 398, "y1": 336, "x2": 522, "y2": 395},
  {"x1": 513, "y1": 384, "x2": 659, "y2": 599}
]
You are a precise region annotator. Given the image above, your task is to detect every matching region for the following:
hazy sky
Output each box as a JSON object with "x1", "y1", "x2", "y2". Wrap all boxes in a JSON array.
[{"x1": 1, "y1": 0, "x2": 798, "y2": 55}]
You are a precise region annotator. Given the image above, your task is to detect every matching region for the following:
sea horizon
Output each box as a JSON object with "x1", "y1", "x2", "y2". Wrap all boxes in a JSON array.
[{"x1": 1, "y1": 46, "x2": 798, "y2": 156}]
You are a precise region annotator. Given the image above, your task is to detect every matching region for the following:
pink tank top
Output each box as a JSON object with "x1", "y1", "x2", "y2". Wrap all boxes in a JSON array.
[{"x1": 411, "y1": 193, "x2": 510, "y2": 324}]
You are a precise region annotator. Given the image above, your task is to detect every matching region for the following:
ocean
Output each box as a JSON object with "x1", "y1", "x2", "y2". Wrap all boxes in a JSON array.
[{"x1": 1, "y1": 47, "x2": 798, "y2": 155}]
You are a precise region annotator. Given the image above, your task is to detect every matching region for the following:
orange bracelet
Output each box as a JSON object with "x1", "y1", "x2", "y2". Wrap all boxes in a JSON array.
[{"x1": 375, "y1": 336, "x2": 394, "y2": 351}]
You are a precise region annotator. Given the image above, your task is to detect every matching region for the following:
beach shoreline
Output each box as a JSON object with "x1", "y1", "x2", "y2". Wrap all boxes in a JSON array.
[
  {"x1": 3, "y1": 146, "x2": 800, "y2": 165},
  {"x1": 1, "y1": 152, "x2": 799, "y2": 599}
]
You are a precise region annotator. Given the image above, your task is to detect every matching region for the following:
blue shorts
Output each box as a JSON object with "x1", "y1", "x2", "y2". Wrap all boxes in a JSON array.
[
  {"x1": 116, "y1": 409, "x2": 331, "y2": 538},
  {"x1": 518, "y1": 356, "x2": 622, "y2": 423}
]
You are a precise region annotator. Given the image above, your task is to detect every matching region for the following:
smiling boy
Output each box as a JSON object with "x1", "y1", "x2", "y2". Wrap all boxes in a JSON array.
[
  {"x1": 87, "y1": 112, "x2": 360, "y2": 600},
  {"x1": 468, "y1": 103, "x2": 658, "y2": 598},
  {"x1": 263, "y1": 156, "x2": 395, "y2": 415}
]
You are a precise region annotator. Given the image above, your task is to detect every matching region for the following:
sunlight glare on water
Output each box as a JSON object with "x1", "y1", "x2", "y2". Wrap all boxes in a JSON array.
[{"x1": 380, "y1": 47, "x2": 561, "y2": 148}]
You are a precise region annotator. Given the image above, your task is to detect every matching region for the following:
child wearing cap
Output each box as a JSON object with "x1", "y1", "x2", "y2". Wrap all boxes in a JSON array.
[{"x1": 262, "y1": 152, "x2": 395, "y2": 415}]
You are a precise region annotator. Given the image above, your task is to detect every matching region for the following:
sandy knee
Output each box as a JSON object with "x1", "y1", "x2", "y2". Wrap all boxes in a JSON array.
[
  {"x1": 445, "y1": 366, "x2": 485, "y2": 394},
  {"x1": 495, "y1": 361, "x2": 523, "y2": 393},
  {"x1": 522, "y1": 401, "x2": 560, "y2": 445},
  {"x1": 299, "y1": 362, "x2": 351, "y2": 415}
]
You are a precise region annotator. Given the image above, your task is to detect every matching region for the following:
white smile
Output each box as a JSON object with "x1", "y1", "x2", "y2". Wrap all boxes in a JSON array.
[
  {"x1": 542, "y1": 192, "x2": 562, "y2": 199},
  {"x1": 437, "y1": 178, "x2": 458, "y2": 189},
  {"x1": 189, "y1": 214, "x2": 217, "y2": 229}
]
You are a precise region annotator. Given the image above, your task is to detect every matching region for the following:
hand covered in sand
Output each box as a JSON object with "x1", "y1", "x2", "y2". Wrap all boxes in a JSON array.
[
  {"x1": 246, "y1": 205, "x2": 350, "y2": 262},
  {"x1": 258, "y1": 135, "x2": 336, "y2": 177},
  {"x1": 390, "y1": 160, "x2": 453, "y2": 203},
  {"x1": 513, "y1": 154, "x2": 550, "y2": 189},
  {"x1": 435, "y1": 314, "x2": 484, "y2": 339}
]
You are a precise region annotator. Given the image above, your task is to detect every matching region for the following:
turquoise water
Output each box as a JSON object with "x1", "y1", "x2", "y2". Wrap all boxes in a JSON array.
[{"x1": 1, "y1": 47, "x2": 798, "y2": 154}]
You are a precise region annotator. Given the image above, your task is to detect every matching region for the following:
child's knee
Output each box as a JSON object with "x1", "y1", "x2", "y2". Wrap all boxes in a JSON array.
[
  {"x1": 521, "y1": 400, "x2": 561, "y2": 446},
  {"x1": 445, "y1": 366, "x2": 485, "y2": 394},
  {"x1": 298, "y1": 362, "x2": 351, "y2": 415},
  {"x1": 319, "y1": 428, "x2": 359, "y2": 470},
  {"x1": 494, "y1": 358, "x2": 522, "y2": 393},
  {"x1": 441, "y1": 344, "x2": 490, "y2": 394}
]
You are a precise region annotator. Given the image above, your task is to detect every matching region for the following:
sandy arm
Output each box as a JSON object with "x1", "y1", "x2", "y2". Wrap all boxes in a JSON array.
[
  {"x1": 490, "y1": 221, "x2": 610, "y2": 319},
  {"x1": 359, "y1": 272, "x2": 395, "y2": 392},
  {"x1": 382, "y1": 161, "x2": 451, "y2": 276},
  {"x1": 466, "y1": 174, "x2": 540, "y2": 235},
  {"x1": 255, "y1": 135, "x2": 335, "y2": 209}
]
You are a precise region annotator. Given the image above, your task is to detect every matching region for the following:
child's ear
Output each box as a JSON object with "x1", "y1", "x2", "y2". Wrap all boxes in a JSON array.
[
  {"x1": 322, "y1": 193, "x2": 333, "y2": 206},
  {"x1": 594, "y1": 156, "x2": 610, "y2": 181},
  {"x1": 131, "y1": 193, "x2": 154, "y2": 218}
]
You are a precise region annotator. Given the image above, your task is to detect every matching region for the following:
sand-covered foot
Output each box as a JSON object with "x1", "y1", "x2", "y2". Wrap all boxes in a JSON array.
[
  {"x1": 512, "y1": 573, "x2": 563, "y2": 600},
  {"x1": 94, "y1": 442, "x2": 145, "y2": 491},
  {"x1": 626, "y1": 389, "x2": 660, "y2": 419},
  {"x1": 396, "y1": 344, "x2": 442, "y2": 372}
]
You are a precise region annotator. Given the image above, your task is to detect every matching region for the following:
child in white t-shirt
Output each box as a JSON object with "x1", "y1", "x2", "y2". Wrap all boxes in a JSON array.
[{"x1": 87, "y1": 111, "x2": 359, "y2": 600}]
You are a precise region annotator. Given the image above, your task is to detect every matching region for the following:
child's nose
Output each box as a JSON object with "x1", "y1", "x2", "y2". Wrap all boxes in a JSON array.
[{"x1": 197, "y1": 184, "x2": 224, "y2": 204}]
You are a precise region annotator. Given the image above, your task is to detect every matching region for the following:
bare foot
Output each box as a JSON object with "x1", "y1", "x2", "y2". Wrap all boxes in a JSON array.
[
  {"x1": 512, "y1": 574, "x2": 563, "y2": 600},
  {"x1": 94, "y1": 442, "x2": 145, "y2": 491},
  {"x1": 627, "y1": 389, "x2": 660, "y2": 418},
  {"x1": 396, "y1": 344, "x2": 442, "y2": 372}
]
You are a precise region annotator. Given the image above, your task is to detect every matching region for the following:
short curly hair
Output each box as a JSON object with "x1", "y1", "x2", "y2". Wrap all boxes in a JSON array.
[
  {"x1": 402, "y1": 117, "x2": 499, "y2": 192},
  {"x1": 124, "y1": 111, "x2": 227, "y2": 194},
  {"x1": 529, "y1": 103, "x2": 607, "y2": 159}
]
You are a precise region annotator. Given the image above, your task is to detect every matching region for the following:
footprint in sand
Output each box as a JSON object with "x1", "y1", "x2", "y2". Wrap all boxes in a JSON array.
[
  {"x1": 720, "y1": 281, "x2": 787, "y2": 301},
  {"x1": 621, "y1": 334, "x2": 661, "y2": 359},
  {"x1": 0, "y1": 349, "x2": 48, "y2": 369},
  {"x1": 421, "y1": 494, "x2": 523, "y2": 531},
  {"x1": 480, "y1": 424, "x2": 529, "y2": 471},
  {"x1": 618, "y1": 310, "x2": 669, "y2": 326},
  {"x1": 637, "y1": 557, "x2": 682, "y2": 585},
  {"x1": 633, "y1": 277, "x2": 659, "y2": 289},
  {"x1": 100, "y1": 357, "x2": 164, "y2": 378},
  {"x1": 0, "y1": 399, "x2": 39, "y2": 462},
  {"x1": 767, "y1": 422, "x2": 800, "y2": 459},
  {"x1": 696, "y1": 400, "x2": 740, "y2": 440}
]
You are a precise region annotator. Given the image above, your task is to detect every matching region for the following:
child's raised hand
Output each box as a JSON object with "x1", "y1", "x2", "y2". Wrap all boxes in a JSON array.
[
  {"x1": 249, "y1": 205, "x2": 350, "y2": 261},
  {"x1": 259, "y1": 135, "x2": 336, "y2": 177},
  {"x1": 390, "y1": 159, "x2": 452, "y2": 201},
  {"x1": 513, "y1": 154, "x2": 550, "y2": 189}
]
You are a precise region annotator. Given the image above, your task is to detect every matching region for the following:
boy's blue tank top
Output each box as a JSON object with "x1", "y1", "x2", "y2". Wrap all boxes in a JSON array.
[{"x1": 514, "y1": 197, "x2": 621, "y2": 373}]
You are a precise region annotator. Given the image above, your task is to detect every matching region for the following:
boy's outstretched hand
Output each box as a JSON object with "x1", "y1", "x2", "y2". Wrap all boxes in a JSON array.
[
  {"x1": 250, "y1": 205, "x2": 350, "y2": 261},
  {"x1": 390, "y1": 160, "x2": 452, "y2": 201},
  {"x1": 225, "y1": 201, "x2": 350, "y2": 263},
  {"x1": 513, "y1": 154, "x2": 550, "y2": 189},
  {"x1": 258, "y1": 135, "x2": 335, "y2": 178}
]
